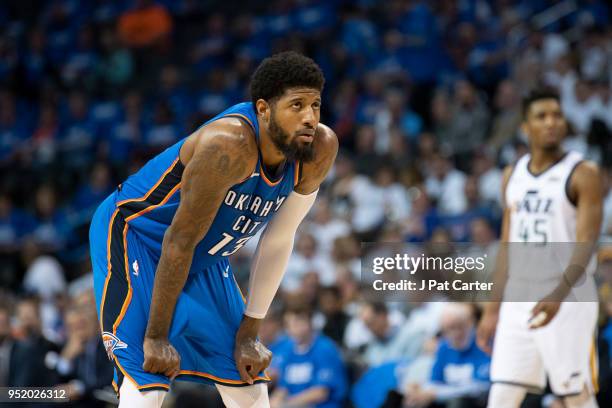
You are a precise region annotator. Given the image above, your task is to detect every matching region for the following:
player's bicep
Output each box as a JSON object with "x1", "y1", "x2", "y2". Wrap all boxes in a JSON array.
[{"x1": 573, "y1": 162, "x2": 603, "y2": 242}]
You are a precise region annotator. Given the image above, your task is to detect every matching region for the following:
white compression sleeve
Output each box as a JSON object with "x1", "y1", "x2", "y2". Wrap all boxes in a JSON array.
[{"x1": 245, "y1": 189, "x2": 318, "y2": 318}]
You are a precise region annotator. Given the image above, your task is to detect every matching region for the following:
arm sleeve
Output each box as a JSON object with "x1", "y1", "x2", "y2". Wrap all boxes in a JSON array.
[{"x1": 244, "y1": 189, "x2": 318, "y2": 318}]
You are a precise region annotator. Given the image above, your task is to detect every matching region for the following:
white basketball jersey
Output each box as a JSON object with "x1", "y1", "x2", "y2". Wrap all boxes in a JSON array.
[
  {"x1": 504, "y1": 151, "x2": 597, "y2": 290},
  {"x1": 506, "y1": 151, "x2": 582, "y2": 244}
]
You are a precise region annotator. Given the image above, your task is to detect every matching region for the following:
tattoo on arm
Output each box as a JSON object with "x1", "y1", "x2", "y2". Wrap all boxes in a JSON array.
[{"x1": 145, "y1": 131, "x2": 254, "y2": 339}]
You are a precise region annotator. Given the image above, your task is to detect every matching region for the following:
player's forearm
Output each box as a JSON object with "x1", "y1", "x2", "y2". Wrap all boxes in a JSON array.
[
  {"x1": 554, "y1": 187, "x2": 601, "y2": 299},
  {"x1": 484, "y1": 243, "x2": 509, "y2": 313},
  {"x1": 553, "y1": 242, "x2": 597, "y2": 299},
  {"x1": 145, "y1": 232, "x2": 195, "y2": 339},
  {"x1": 245, "y1": 190, "x2": 318, "y2": 318}
]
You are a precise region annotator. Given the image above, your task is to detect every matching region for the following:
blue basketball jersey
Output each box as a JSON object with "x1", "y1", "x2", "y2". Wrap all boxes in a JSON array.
[{"x1": 113, "y1": 102, "x2": 299, "y2": 272}]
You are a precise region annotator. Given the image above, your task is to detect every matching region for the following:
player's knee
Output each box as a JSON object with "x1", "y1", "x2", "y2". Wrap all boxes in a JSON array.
[
  {"x1": 118, "y1": 379, "x2": 167, "y2": 408},
  {"x1": 216, "y1": 383, "x2": 270, "y2": 408},
  {"x1": 487, "y1": 383, "x2": 527, "y2": 408},
  {"x1": 562, "y1": 386, "x2": 598, "y2": 408}
]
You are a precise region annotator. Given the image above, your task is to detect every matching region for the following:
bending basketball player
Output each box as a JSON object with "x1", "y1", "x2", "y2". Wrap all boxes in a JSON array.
[
  {"x1": 89, "y1": 52, "x2": 338, "y2": 407},
  {"x1": 477, "y1": 88, "x2": 603, "y2": 408}
]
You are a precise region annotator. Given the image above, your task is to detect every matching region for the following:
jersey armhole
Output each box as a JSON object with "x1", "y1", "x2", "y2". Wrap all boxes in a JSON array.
[
  {"x1": 221, "y1": 114, "x2": 259, "y2": 182},
  {"x1": 564, "y1": 160, "x2": 584, "y2": 207}
]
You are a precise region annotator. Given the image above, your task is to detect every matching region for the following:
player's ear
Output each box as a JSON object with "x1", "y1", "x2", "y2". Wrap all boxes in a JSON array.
[{"x1": 255, "y1": 99, "x2": 270, "y2": 122}]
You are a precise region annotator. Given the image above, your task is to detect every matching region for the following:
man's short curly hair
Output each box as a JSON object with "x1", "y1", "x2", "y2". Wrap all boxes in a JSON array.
[
  {"x1": 522, "y1": 87, "x2": 560, "y2": 118},
  {"x1": 250, "y1": 51, "x2": 324, "y2": 105}
]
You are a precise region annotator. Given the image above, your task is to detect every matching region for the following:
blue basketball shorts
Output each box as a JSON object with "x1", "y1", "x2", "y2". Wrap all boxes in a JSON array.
[{"x1": 89, "y1": 193, "x2": 269, "y2": 395}]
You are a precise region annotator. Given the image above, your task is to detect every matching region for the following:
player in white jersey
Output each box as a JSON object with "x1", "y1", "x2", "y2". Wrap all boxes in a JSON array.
[{"x1": 476, "y1": 88, "x2": 604, "y2": 408}]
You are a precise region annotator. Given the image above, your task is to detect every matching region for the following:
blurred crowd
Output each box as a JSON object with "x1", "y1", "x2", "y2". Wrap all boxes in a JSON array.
[{"x1": 1, "y1": 0, "x2": 612, "y2": 407}]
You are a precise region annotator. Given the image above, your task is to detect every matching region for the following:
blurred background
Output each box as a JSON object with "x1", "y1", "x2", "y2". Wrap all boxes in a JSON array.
[{"x1": 0, "y1": 0, "x2": 611, "y2": 407}]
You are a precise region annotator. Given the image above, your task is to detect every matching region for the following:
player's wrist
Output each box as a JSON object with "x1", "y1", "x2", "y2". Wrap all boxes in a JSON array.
[
  {"x1": 144, "y1": 330, "x2": 169, "y2": 341},
  {"x1": 236, "y1": 315, "x2": 262, "y2": 340}
]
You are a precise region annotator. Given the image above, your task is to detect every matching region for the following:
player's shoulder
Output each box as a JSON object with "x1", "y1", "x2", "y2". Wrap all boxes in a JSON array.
[
  {"x1": 569, "y1": 159, "x2": 602, "y2": 195},
  {"x1": 314, "y1": 123, "x2": 339, "y2": 154},
  {"x1": 192, "y1": 117, "x2": 258, "y2": 162},
  {"x1": 572, "y1": 159, "x2": 600, "y2": 178},
  {"x1": 180, "y1": 116, "x2": 258, "y2": 182}
]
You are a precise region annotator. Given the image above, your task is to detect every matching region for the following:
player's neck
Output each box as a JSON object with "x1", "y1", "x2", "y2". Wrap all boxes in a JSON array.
[
  {"x1": 528, "y1": 148, "x2": 565, "y2": 174},
  {"x1": 258, "y1": 128, "x2": 287, "y2": 173}
]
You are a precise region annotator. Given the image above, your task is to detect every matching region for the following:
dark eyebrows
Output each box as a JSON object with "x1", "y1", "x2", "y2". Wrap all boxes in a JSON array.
[{"x1": 287, "y1": 96, "x2": 321, "y2": 104}]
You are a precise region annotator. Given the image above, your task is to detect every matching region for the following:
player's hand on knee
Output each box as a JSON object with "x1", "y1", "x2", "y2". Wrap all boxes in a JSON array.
[
  {"x1": 234, "y1": 338, "x2": 272, "y2": 385},
  {"x1": 142, "y1": 337, "x2": 181, "y2": 380},
  {"x1": 476, "y1": 310, "x2": 498, "y2": 355}
]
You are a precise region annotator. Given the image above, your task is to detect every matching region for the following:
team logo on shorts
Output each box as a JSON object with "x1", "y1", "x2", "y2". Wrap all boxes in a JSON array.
[{"x1": 102, "y1": 331, "x2": 128, "y2": 360}]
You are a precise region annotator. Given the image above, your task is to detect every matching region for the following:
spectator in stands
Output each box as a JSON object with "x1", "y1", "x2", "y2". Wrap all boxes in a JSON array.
[
  {"x1": 374, "y1": 88, "x2": 423, "y2": 151},
  {"x1": 488, "y1": 79, "x2": 521, "y2": 151},
  {"x1": 361, "y1": 301, "x2": 430, "y2": 367},
  {"x1": 560, "y1": 75, "x2": 600, "y2": 135},
  {"x1": 317, "y1": 286, "x2": 350, "y2": 347},
  {"x1": 60, "y1": 91, "x2": 98, "y2": 172},
  {"x1": 0, "y1": 192, "x2": 33, "y2": 253},
  {"x1": 143, "y1": 100, "x2": 180, "y2": 151},
  {"x1": 471, "y1": 149, "x2": 502, "y2": 208},
  {"x1": 271, "y1": 303, "x2": 347, "y2": 408},
  {"x1": 190, "y1": 13, "x2": 229, "y2": 74},
  {"x1": 0, "y1": 91, "x2": 29, "y2": 164},
  {"x1": 22, "y1": 240, "x2": 66, "y2": 343},
  {"x1": 331, "y1": 235, "x2": 361, "y2": 280},
  {"x1": 155, "y1": 65, "x2": 193, "y2": 125},
  {"x1": 117, "y1": 0, "x2": 173, "y2": 49},
  {"x1": 373, "y1": 165, "x2": 411, "y2": 225},
  {"x1": 285, "y1": 233, "x2": 334, "y2": 292},
  {"x1": 307, "y1": 197, "x2": 351, "y2": 259},
  {"x1": 425, "y1": 152, "x2": 467, "y2": 216},
  {"x1": 30, "y1": 184, "x2": 69, "y2": 253},
  {"x1": 403, "y1": 186, "x2": 438, "y2": 243},
  {"x1": 445, "y1": 80, "x2": 490, "y2": 169},
  {"x1": 28, "y1": 103, "x2": 60, "y2": 168},
  {"x1": 354, "y1": 125, "x2": 382, "y2": 176},
  {"x1": 96, "y1": 28, "x2": 133, "y2": 94},
  {"x1": 0, "y1": 303, "x2": 13, "y2": 387},
  {"x1": 50, "y1": 291, "x2": 113, "y2": 407},
  {"x1": 8, "y1": 296, "x2": 59, "y2": 387},
  {"x1": 61, "y1": 25, "x2": 97, "y2": 88},
  {"x1": 70, "y1": 163, "x2": 114, "y2": 222},
  {"x1": 404, "y1": 303, "x2": 490, "y2": 408},
  {"x1": 106, "y1": 90, "x2": 144, "y2": 167}
]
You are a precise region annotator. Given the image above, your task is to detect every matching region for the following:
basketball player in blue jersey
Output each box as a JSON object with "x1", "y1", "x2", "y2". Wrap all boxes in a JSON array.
[{"x1": 89, "y1": 51, "x2": 338, "y2": 407}]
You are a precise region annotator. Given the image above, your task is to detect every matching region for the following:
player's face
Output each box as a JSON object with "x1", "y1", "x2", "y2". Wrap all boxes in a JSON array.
[
  {"x1": 522, "y1": 99, "x2": 567, "y2": 152},
  {"x1": 268, "y1": 87, "x2": 321, "y2": 162}
]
